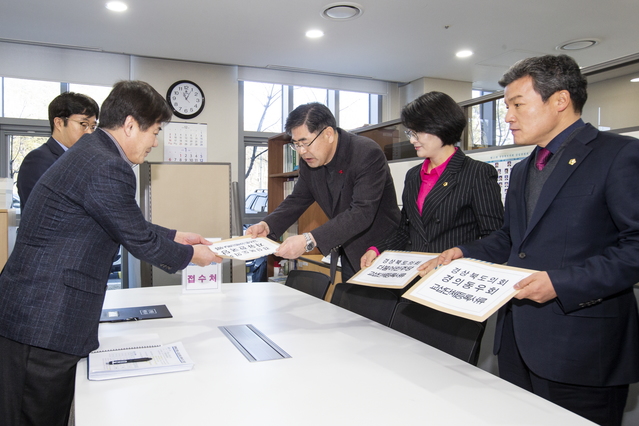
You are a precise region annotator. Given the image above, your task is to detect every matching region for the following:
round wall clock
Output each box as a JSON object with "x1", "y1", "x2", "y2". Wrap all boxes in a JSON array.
[{"x1": 166, "y1": 80, "x2": 205, "y2": 119}]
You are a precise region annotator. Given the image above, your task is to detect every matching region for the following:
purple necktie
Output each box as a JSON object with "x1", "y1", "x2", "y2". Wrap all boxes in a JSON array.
[{"x1": 535, "y1": 148, "x2": 552, "y2": 171}]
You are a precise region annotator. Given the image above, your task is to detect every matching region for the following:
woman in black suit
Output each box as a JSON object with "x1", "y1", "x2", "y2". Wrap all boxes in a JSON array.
[{"x1": 361, "y1": 91, "x2": 503, "y2": 267}]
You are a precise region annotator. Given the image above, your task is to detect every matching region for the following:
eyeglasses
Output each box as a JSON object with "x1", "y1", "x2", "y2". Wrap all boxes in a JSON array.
[
  {"x1": 66, "y1": 117, "x2": 98, "y2": 132},
  {"x1": 289, "y1": 127, "x2": 328, "y2": 151},
  {"x1": 404, "y1": 129, "x2": 418, "y2": 140}
]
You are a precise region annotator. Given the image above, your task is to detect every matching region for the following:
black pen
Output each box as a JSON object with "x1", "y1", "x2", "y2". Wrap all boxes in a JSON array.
[{"x1": 107, "y1": 357, "x2": 153, "y2": 365}]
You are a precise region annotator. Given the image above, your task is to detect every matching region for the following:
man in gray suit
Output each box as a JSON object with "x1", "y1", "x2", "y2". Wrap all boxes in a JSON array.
[
  {"x1": 0, "y1": 80, "x2": 222, "y2": 426},
  {"x1": 247, "y1": 102, "x2": 400, "y2": 281}
]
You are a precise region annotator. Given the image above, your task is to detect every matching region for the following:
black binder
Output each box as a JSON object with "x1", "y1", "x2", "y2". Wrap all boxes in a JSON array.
[{"x1": 100, "y1": 305, "x2": 172, "y2": 323}]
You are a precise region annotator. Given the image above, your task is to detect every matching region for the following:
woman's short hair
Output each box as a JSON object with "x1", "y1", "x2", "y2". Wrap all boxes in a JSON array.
[
  {"x1": 99, "y1": 80, "x2": 172, "y2": 131},
  {"x1": 401, "y1": 91, "x2": 466, "y2": 146}
]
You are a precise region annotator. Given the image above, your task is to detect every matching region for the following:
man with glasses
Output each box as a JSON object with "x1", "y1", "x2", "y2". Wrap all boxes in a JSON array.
[
  {"x1": 247, "y1": 102, "x2": 400, "y2": 281},
  {"x1": 17, "y1": 92, "x2": 99, "y2": 210}
]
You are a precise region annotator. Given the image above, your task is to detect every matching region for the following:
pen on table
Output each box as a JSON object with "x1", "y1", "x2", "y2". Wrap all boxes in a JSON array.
[{"x1": 107, "y1": 357, "x2": 153, "y2": 365}]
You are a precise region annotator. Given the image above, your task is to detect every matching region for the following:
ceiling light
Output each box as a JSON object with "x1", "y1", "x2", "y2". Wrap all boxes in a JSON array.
[
  {"x1": 631, "y1": 77, "x2": 639, "y2": 83},
  {"x1": 106, "y1": 1, "x2": 128, "y2": 12},
  {"x1": 456, "y1": 50, "x2": 473, "y2": 58},
  {"x1": 557, "y1": 39, "x2": 599, "y2": 51},
  {"x1": 322, "y1": 3, "x2": 363, "y2": 21},
  {"x1": 306, "y1": 30, "x2": 324, "y2": 39}
]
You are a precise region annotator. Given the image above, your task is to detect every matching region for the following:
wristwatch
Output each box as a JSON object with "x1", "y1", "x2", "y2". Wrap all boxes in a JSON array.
[{"x1": 303, "y1": 233, "x2": 316, "y2": 252}]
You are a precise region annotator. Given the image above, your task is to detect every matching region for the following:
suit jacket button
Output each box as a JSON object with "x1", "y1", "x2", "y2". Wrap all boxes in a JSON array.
[
  {"x1": 434, "y1": 218, "x2": 441, "y2": 224},
  {"x1": 518, "y1": 252, "x2": 526, "y2": 259}
]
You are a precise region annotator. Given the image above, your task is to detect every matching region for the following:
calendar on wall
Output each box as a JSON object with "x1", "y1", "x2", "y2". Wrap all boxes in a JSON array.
[{"x1": 163, "y1": 122, "x2": 207, "y2": 162}]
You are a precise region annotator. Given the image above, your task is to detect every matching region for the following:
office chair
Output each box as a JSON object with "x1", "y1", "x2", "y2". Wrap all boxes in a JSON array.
[
  {"x1": 330, "y1": 283, "x2": 400, "y2": 326},
  {"x1": 284, "y1": 270, "x2": 331, "y2": 300},
  {"x1": 390, "y1": 300, "x2": 486, "y2": 365}
]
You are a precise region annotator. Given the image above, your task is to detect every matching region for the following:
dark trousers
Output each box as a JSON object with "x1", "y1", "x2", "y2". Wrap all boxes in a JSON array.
[
  {"x1": 0, "y1": 334, "x2": 80, "y2": 426},
  {"x1": 498, "y1": 310, "x2": 629, "y2": 426}
]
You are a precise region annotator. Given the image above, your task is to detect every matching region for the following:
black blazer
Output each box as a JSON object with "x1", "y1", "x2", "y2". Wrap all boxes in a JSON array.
[
  {"x1": 462, "y1": 124, "x2": 639, "y2": 387},
  {"x1": 0, "y1": 129, "x2": 193, "y2": 356},
  {"x1": 266, "y1": 128, "x2": 401, "y2": 268},
  {"x1": 377, "y1": 149, "x2": 503, "y2": 253},
  {"x1": 17, "y1": 137, "x2": 65, "y2": 210}
]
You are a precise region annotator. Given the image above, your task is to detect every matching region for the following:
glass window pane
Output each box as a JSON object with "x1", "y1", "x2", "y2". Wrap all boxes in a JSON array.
[
  {"x1": 68, "y1": 83, "x2": 112, "y2": 108},
  {"x1": 4, "y1": 78, "x2": 60, "y2": 119},
  {"x1": 339, "y1": 91, "x2": 370, "y2": 130},
  {"x1": 293, "y1": 86, "x2": 328, "y2": 109},
  {"x1": 469, "y1": 98, "x2": 513, "y2": 148},
  {"x1": 243, "y1": 82, "x2": 283, "y2": 132},
  {"x1": 9, "y1": 134, "x2": 50, "y2": 206},
  {"x1": 244, "y1": 145, "x2": 268, "y2": 214}
]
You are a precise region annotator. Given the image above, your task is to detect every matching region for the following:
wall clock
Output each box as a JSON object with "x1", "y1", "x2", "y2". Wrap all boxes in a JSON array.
[{"x1": 166, "y1": 80, "x2": 205, "y2": 119}]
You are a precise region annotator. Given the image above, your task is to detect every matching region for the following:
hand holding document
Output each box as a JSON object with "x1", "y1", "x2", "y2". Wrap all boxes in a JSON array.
[
  {"x1": 404, "y1": 258, "x2": 536, "y2": 322},
  {"x1": 208, "y1": 235, "x2": 280, "y2": 261},
  {"x1": 347, "y1": 251, "x2": 438, "y2": 289}
]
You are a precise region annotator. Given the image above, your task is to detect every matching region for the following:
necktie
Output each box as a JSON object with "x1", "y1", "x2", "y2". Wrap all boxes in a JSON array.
[{"x1": 535, "y1": 148, "x2": 552, "y2": 171}]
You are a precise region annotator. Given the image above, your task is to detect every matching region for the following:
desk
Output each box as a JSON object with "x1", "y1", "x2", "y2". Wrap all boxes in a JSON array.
[{"x1": 75, "y1": 283, "x2": 594, "y2": 425}]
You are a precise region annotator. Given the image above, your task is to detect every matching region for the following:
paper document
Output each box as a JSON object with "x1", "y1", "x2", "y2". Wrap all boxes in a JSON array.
[
  {"x1": 88, "y1": 341, "x2": 194, "y2": 381},
  {"x1": 347, "y1": 251, "x2": 437, "y2": 289},
  {"x1": 404, "y1": 258, "x2": 535, "y2": 322},
  {"x1": 209, "y1": 235, "x2": 280, "y2": 260}
]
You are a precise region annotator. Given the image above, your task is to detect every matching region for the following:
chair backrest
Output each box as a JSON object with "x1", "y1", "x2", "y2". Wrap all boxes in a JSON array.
[
  {"x1": 390, "y1": 300, "x2": 486, "y2": 365},
  {"x1": 330, "y1": 283, "x2": 399, "y2": 326},
  {"x1": 284, "y1": 270, "x2": 331, "y2": 300}
]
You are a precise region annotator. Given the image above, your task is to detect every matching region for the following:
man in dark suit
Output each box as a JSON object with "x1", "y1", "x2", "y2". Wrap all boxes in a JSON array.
[
  {"x1": 0, "y1": 80, "x2": 222, "y2": 426},
  {"x1": 429, "y1": 55, "x2": 639, "y2": 426},
  {"x1": 246, "y1": 102, "x2": 400, "y2": 281},
  {"x1": 17, "y1": 92, "x2": 99, "y2": 211}
]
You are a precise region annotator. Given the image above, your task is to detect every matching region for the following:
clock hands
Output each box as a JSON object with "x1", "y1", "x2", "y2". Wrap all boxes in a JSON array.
[{"x1": 182, "y1": 87, "x2": 192, "y2": 102}]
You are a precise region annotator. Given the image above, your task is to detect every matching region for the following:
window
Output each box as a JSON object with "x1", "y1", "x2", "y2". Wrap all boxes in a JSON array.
[
  {"x1": 69, "y1": 83, "x2": 112, "y2": 108},
  {"x1": 339, "y1": 91, "x2": 376, "y2": 130},
  {"x1": 243, "y1": 82, "x2": 283, "y2": 133},
  {"x1": 468, "y1": 90, "x2": 513, "y2": 148},
  {"x1": 293, "y1": 86, "x2": 328, "y2": 108},
  {"x1": 2, "y1": 78, "x2": 60, "y2": 119},
  {"x1": 1, "y1": 77, "x2": 112, "y2": 119}
]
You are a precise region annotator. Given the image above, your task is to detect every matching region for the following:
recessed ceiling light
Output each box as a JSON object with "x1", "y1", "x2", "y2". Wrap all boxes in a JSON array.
[
  {"x1": 106, "y1": 1, "x2": 128, "y2": 12},
  {"x1": 631, "y1": 77, "x2": 639, "y2": 83},
  {"x1": 556, "y1": 39, "x2": 599, "y2": 51},
  {"x1": 322, "y1": 3, "x2": 363, "y2": 21},
  {"x1": 306, "y1": 29, "x2": 324, "y2": 38},
  {"x1": 456, "y1": 50, "x2": 473, "y2": 58}
]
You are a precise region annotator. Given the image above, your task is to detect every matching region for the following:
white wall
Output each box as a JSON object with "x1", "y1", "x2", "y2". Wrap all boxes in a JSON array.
[
  {"x1": 400, "y1": 77, "x2": 473, "y2": 106},
  {"x1": 583, "y1": 73, "x2": 639, "y2": 131},
  {"x1": 131, "y1": 57, "x2": 240, "y2": 181}
]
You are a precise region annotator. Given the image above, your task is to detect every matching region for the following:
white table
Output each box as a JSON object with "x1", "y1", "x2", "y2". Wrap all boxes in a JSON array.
[{"x1": 74, "y1": 283, "x2": 594, "y2": 425}]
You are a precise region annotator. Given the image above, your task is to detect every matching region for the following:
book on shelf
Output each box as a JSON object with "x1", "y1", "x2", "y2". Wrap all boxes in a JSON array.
[
  {"x1": 88, "y1": 335, "x2": 194, "y2": 381},
  {"x1": 403, "y1": 258, "x2": 536, "y2": 322},
  {"x1": 347, "y1": 250, "x2": 438, "y2": 289},
  {"x1": 283, "y1": 144, "x2": 299, "y2": 173}
]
